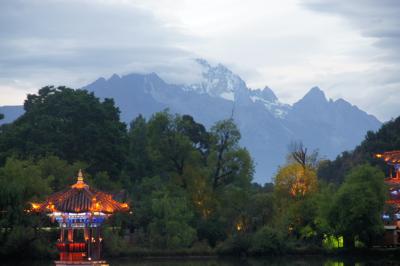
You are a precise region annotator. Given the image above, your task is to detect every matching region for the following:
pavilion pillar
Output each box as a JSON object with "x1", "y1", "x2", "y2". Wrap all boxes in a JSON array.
[
  {"x1": 87, "y1": 227, "x2": 92, "y2": 260},
  {"x1": 60, "y1": 229, "x2": 65, "y2": 242},
  {"x1": 67, "y1": 229, "x2": 73, "y2": 242},
  {"x1": 98, "y1": 228, "x2": 102, "y2": 260},
  {"x1": 84, "y1": 228, "x2": 89, "y2": 241},
  {"x1": 91, "y1": 227, "x2": 99, "y2": 260}
]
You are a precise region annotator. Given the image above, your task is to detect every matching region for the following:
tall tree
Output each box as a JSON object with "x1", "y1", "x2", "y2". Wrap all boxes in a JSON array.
[
  {"x1": 274, "y1": 163, "x2": 318, "y2": 199},
  {"x1": 209, "y1": 119, "x2": 253, "y2": 189},
  {"x1": 124, "y1": 115, "x2": 152, "y2": 185},
  {"x1": 0, "y1": 86, "x2": 128, "y2": 177},
  {"x1": 146, "y1": 112, "x2": 196, "y2": 187},
  {"x1": 0, "y1": 158, "x2": 53, "y2": 257},
  {"x1": 288, "y1": 141, "x2": 319, "y2": 170},
  {"x1": 328, "y1": 164, "x2": 386, "y2": 248},
  {"x1": 177, "y1": 115, "x2": 210, "y2": 156}
]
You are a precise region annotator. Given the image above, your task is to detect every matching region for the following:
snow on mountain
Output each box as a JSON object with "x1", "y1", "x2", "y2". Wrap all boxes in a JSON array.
[
  {"x1": 249, "y1": 87, "x2": 291, "y2": 119},
  {"x1": 185, "y1": 59, "x2": 247, "y2": 102},
  {"x1": 185, "y1": 60, "x2": 290, "y2": 119}
]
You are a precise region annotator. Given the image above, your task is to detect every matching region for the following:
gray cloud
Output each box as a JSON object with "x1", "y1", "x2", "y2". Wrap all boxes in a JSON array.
[
  {"x1": 302, "y1": 0, "x2": 400, "y2": 57},
  {"x1": 0, "y1": 0, "x2": 202, "y2": 87},
  {"x1": 0, "y1": 0, "x2": 399, "y2": 121},
  {"x1": 301, "y1": 0, "x2": 400, "y2": 120}
]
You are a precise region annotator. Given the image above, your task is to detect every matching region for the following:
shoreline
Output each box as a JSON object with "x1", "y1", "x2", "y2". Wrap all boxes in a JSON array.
[{"x1": 5, "y1": 247, "x2": 400, "y2": 262}]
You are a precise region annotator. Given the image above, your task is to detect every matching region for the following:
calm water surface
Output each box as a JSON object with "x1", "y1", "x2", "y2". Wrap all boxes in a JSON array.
[{"x1": 5, "y1": 257, "x2": 400, "y2": 266}]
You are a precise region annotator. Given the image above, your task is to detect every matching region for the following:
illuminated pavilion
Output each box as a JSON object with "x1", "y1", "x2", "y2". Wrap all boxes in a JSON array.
[
  {"x1": 376, "y1": 151, "x2": 400, "y2": 245},
  {"x1": 31, "y1": 170, "x2": 129, "y2": 266}
]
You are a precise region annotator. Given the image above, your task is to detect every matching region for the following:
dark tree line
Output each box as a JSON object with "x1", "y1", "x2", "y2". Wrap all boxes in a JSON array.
[{"x1": 0, "y1": 86, "x2": 394, "y2": 258}]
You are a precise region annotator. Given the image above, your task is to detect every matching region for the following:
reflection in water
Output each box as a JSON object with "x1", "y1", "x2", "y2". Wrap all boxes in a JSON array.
[{"x1": 5, "y1": 257, "x2": 400, "y2": 266}]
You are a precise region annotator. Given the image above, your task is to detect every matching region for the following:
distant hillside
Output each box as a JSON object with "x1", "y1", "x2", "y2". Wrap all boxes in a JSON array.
[
  {"x1": 0, "y1": 106, "x2": 24, "y2": 125},
  {"x1": 0, "y1": 59, "x2": 382, "y2": 183},
  {"x1": 318, "y1": 116, "x2": 400, "y2": 184}
]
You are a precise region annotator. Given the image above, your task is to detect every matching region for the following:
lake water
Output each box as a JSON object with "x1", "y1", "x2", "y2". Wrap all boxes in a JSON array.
[{"x1": 5, "y1": 257, "x2": 400, "y2": 266}]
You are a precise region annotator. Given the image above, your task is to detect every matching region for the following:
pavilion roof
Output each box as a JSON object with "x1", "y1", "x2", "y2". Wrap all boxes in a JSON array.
[
  {"x1": 376, "y1": 151, "x2": 400, "y2": 164},
  {"x1": 31, "y1": 170, "x2": 129, "y2": 214}
]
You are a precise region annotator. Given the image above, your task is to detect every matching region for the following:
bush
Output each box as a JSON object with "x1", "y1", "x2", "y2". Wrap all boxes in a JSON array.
[
  {"x1": 0, "y1": 226, "x2": 55, "y2": 259},
  {"x1": 102, "y1": 229, "x2": 129, "y2": 257},
  {"x1": 216, "y1": 234, "x2": 251, "y2": 255},
  {"x1": 249, "y1": 226, "x2": 286, "y2": 255}
]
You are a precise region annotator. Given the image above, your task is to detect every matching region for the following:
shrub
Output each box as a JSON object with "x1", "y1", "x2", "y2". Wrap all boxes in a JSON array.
[
  {"x1": 250, "y1": 226, "x2": 286, "y2": 255},
  {"x1": 216, "y1": 234, "x2": 251, "y2": 255}
]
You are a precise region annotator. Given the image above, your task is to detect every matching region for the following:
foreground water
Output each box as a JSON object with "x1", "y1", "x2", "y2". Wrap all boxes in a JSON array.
[{"x1": 5, "y1": 257, "x2": 400, "y2": 266}]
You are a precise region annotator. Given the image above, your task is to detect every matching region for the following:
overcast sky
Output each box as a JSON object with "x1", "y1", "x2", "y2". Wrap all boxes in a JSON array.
[{"x1": 0, "y1": 0, "x2": 399, "y2": 121}]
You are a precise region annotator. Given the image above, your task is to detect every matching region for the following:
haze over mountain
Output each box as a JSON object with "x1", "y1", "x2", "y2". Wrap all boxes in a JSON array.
[{"x1": 0, "y1": 59, "x2": 381, "y2": 183}]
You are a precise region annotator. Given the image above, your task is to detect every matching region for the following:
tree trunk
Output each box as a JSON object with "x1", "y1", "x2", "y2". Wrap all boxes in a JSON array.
[{"x1": 343, "y1": 235, "x2": 355, "y2": 249}]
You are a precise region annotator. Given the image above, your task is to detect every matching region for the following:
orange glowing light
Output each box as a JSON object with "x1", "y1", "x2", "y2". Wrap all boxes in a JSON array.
[
  {"x1": 71, "y1": 169, "x2": 88, "y2": 189},
  {"x1": 32, "y1": 170, "x2": 130, "y2": 214},
  {"x1": 46, "y1": 203, "x2": 56, "y2": 211},
  {"x1": 31, "y1": 203, "x2": 40, "y2": 209}
]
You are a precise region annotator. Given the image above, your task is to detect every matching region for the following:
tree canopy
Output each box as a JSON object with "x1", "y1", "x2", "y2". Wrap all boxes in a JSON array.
[
  {"x1": 0, "y1": 86, "x2": 127, "y2": 177},
  {"x1": 327, "y1": 164, "x2": 386, "y2": 248},
  {"x1": 0, "y1": 85, "x2": 396, "y2": 258}
]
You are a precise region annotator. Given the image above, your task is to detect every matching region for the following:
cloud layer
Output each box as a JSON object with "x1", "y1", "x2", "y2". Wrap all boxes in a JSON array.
[
  {"x1": 0, "y1": 0, "x2": 399, "y2": 121},
  {"x1": 301, "y1": 0, "x2": 400, "y2": 120},
  {"x1": 0, "y1": 0, "x2": 203, "y2": 91}
]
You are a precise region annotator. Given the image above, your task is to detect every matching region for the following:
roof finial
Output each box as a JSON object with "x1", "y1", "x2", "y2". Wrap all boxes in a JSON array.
[
  {"x1": 72, "y1": 169, "x2": 88, "y2": 189},
  {"x1": 78, "y1": 169, "x2": 84, "y2": 182}
]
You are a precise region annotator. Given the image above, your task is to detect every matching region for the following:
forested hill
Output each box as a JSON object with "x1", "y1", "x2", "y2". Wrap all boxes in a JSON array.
[{"x1": 318, "y1": 116, "x2": 400, "y2": 184}]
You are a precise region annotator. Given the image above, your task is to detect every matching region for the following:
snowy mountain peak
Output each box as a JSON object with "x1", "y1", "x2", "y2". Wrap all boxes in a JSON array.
[
  {"x1": 249, "y1": 87, "x2": 291, "y2": 119},
  {"x1": 186, "y1": 59, "x2": 247, "y2": 101},
  {"x1": 189, "y1": 59, "x2": 291, "y2": 118},
  {"x1": 260, "y1": 86, "x2": 278, "y2": 102}
]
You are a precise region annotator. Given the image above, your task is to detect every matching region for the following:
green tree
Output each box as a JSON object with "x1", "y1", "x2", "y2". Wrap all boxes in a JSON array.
[
  {"x1": 328, "y1": 164, "x2": 386, "y2": 248},
  {"x1": 0, "y1": 86, "x2": 128, "y2": 177},
  {"x1": 272, "y1": 144, "x2": 320, "y2": 242},
  {"x1": 36, "y1": 155, "x2": 86, "y2": 191},
  {"x1": 209, "y1": 119, "x2": 253, "y2": 189},
  {"x1": 246, "y1": 190, "x2": 275, "y2": 232},
  {"x1": 148, "y1": 187, "x2": 197, "y2": 248},
  {"x1": 147, "y1": 112, "x2": 197, "y2": 187},
  {"x1": 0, "y1": 158, "x2": 53, "y2": 257},
  {"x1": 177, "y1": 114, "x2": 210, "y2": 156},
  {"x1": 124, "y1": 115, "x2": 152, "y2": 185},
  {"x1": 250, "y1": 225, "x2": 286, "y2": 254}
]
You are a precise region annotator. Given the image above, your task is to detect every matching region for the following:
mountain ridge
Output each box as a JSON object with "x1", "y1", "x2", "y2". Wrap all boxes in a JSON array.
[{"x1": 0, "y1": 59, "x2": 381, "y2": 183}]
